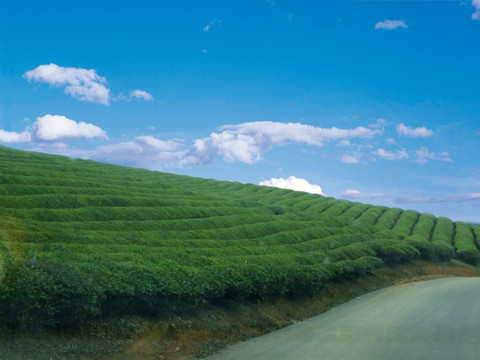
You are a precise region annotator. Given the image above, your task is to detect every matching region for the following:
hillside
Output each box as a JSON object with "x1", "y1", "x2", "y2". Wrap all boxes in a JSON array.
[{"x1": 1, "y1": 144, "x2": 480, "y2": 330}]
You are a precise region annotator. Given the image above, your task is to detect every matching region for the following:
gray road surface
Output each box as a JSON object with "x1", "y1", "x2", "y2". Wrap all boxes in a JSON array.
[{"x1": 206, "y1": 277, "x2": 480, "y2": 360}]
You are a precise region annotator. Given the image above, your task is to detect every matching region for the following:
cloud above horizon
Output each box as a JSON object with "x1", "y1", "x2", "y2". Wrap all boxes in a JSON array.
[
  {"x1": 373, "y1": 148, "x2": 409, "y2": 161},
  {"x1": 24, "y1": 64, "x2": 111, "y2": 105},
  {"x1": 341, "y1": 189, "x2": 480, "y2": 204},
  {"x1": 24, "y1": 64, "x2": 153, "y2": 105},
  {"x1": 0, "y1": 129, "x2": 32, "y2": 143},
  {"x1": 129, "y1": 90, "x2": 153, "y2": 101},
  {"x1": 179, "y1": 121, "x2": 383, "y2": 166},
  {"x1": 114, "y1": 89, "x2": 154, "y2": 102},
  {"x1": 415, "y1": 147, "x2": 451, "y2": 164},
  {"x1": 85, "y1": 121, "x2": 385, "y2": 169},
  {"x1": 260, "y1": 176, "x2": 325, "y2": 195},
  {"x1": 396, "y1": 123, "x2": 433, "y2": 138},
  {"x1": 375, "y1": 20, "x2": 408, "y2": 30},
  {"x1": 0, "y1": 114, "x2": 107, "y2": 143},
  {"x1": 33, "y1": 115, "x2": 107, "y2": 141},
  {"x1": 473, "y1": 0, "x2": 480, "y2": 20},
  {"x1": 340, "y1": 153, "x2": 360, "y2": 164},
  {"x1": 91, "y1": 136, "x2": 185, "y2": 169},
  {"x1": 2, "y1": 118, "x2": 455, "y2": 168}
]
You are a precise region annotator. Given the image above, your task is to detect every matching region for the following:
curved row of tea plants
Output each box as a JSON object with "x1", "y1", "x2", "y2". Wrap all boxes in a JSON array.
[{"x1": 0, "y1": 145, "x2": 479, "y2": 328}]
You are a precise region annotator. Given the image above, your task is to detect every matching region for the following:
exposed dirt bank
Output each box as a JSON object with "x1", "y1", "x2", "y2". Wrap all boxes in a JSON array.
[{"x1": 0, "y1": 260, "x2": 478, "y2": 360}]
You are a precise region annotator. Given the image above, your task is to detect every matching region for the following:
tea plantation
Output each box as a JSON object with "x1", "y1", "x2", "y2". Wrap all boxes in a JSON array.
[{"x1": 0, "y1": 145, "x2": 479, "y2": 327}]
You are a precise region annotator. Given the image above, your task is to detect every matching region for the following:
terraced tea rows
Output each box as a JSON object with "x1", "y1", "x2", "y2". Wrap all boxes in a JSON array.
[{"x1": 0, "y1": 145, "x2": 479, "y2": 327}]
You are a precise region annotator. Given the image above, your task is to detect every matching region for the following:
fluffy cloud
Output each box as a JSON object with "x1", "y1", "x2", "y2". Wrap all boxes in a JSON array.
[
  {"x1": 259, "y1": 176, "x2": 324, "y2": 195},
  {"x1": 375, "y1": 20, "x2": 408, "y2": 30},
  {"x1": 87, "y1": 121, "x2": 382, "y2": 169},
  {"x1": 396, "y1": 123, "x2": 433, "y2": 138},
  {"x1": 415, "y1": 147, "x2": 451, "y2": 164},
  {"x1": 91, "y1": 136, "x2": 185, "y2": 169},
  {"x1": 24, "y1": 64, "x2": 110, "y2": 105},
  {"x1": 340, "y1": 154, "x2": 360, "y2": 164},
  {"x1": 0, "y1": 114, "x2": 107, "y2": 144},
  {"x1": 129, "y1": 90, "x2": 153, "y2": 101},
  {"x1": 370, "y1": 146, "x2": 450, "y2": 163},
  {"x1": 0, "y1": 129, "x2": 32, "y2": 143},
  {"x1": 373, "y1": 148, "x2": 409, "y2": 161},
  {"x1": 473, "y1": 0, "x2": 480, "y2": 20},
  {"x1": 180, "y1": 121, "x2": 382, "y2": 166},
  {"x1": 33, "y1": 115, "x2": 107, "y2": 141},
  {"x1": 114, "y1": 90, "x2": 154, "y2": 102}
]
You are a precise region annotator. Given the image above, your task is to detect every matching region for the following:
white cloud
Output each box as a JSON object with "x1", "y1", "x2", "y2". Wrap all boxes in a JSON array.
[
  {"x1": 369, "y1": 118, "x2": 386, "y2": 129},
  {"x1": 203, "y1": 19, "x2": 221, "y2": 32},
  {"x1": 33, "y1": 115, "x2": 107, "y2": 141},
  {"x1": 0, "y1": 129, "x2": 32, "y2": 143},
  {"x1": 340, "y1": 154, "x2": 360, "y2": 164},
  {"x1": 473, "y1": 0, "x2": 480, "y2": 20},
  {"x1": 340, "y1": 189, "x2": 387, "y2": 201},
  {"x1": 24, "y1": 64, "x2": 110, "y2": 105},
  {"x1": 129, "y1": 90, "x2": 153, "y2": 101},
  {"x1": 375, "y1": 20, "x2": 408, "y2": 31},
  {"x1": 91, "y1": 136, "x2": 185, "y2": 169},
  {"x1": 179, "y1": 121, "x2": 382, "y2": 166},
  {"x1": 260, "y1": 176, "x2": 324, "y2": 195},
  {"x1": 396, "y1": 123, "x2": 433, "y2": 138},
  {"x1": 341, "y1": 189, "x2": 361, "y2": 198},
  {"x1": 113, "y1": 89, "x2": 154, "y2": 102},
  {"x1": 373, "y1": 148, "x2": 409, "y2": 161},
  {"x1": 397, "y1": 193, "x2": 480, "y2": 204},
  {"x1": 88, "y1": 121, "x2": 382, "y2": 169},
  {"x1": 415, "y1": 147, "x2": 452, "y2": 164},
  {"x1": 27, "y1": 142, "x2": 93, "y2": 159},
  {"x1": 134, "y1": 136, "x2": 179, "y2": 151},
  {"x1": 340, "y1": 189, "x2": 480, "y2": 204},
  {"x1": 0, "y1": 115, "x2": 107, "y2": 144}
]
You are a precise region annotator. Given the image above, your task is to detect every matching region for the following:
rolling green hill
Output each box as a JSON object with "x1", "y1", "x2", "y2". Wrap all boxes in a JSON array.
[{"x1": 0, "y1": 145, "x2": 479, "y2": 328}]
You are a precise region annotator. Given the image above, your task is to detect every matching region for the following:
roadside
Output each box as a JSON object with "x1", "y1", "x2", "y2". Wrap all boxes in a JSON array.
[{"x1": 0, "y1": 260, "x2": 478, "y2": 360}]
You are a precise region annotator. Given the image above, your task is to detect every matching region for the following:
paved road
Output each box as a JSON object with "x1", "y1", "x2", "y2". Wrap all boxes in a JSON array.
[{"x1": 206, "y1": 277, "x2": 480, "y2": 360}]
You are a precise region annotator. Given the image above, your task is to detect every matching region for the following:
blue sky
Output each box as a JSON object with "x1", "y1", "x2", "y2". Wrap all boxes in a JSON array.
[{"x1": 1, "y1": 0, "x2": 479, "y2": 222}]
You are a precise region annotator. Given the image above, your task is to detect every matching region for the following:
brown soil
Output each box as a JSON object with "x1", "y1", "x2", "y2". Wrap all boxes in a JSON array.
[{"x1": 0, "y1": 260, "x2": 478, "y2": 360}]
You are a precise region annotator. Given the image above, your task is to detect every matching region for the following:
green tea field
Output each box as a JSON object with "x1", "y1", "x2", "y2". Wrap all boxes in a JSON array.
[{"x1": 0, "y1": 145, "x2": 479, "y2": 328}]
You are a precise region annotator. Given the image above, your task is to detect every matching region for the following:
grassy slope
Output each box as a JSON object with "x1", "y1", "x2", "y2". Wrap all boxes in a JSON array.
[{"x1": 1, "y1": 145, "x2": 480, "y2": 330}]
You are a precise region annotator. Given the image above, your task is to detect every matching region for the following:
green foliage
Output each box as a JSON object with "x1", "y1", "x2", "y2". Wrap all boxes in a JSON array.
[
  {"x1": 0, "y1": 261, "x2": 60, "y2": 328},
  {"x1": 336, "y1": 203, "x2": 371, "y2": 226},
  {"x1": 366, "y1": 238, "x2": 420, "y2": 265},
  {"x1": 0, "y1": 145, "x2": 476, "y2": 328},
  {"x1": 374, "y1": 208, "x2": 403, "y2": 231},
  {"x1": 411, "y1": 213, "x2": 436, "y2": 240},
  {"x1": 358, "y1": 206, "x2": 387, "y2": 225},
  {"x1": 405, "y1": 235, "x2": 453, "y2": 261},
  {"x1": 391, "y1": 210, "x2": 419, "y2": 235},
  {"x1": 432, "y1": 217, "x2": 454, "y2": 246},
  {"x1": 454, "y1": 222, "x2": 480, "y2": 265}
]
